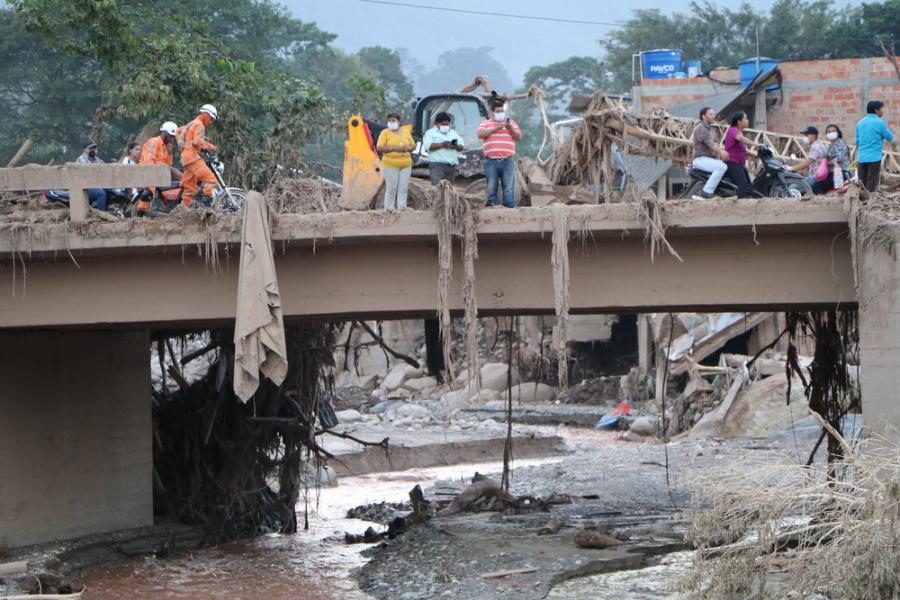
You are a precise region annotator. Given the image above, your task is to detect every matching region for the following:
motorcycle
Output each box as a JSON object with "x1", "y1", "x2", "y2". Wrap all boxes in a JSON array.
[
  {"x1": 685, "y1": 146, "x2": 813, "y2": 199},
  {"x1": 129, "y1": 151, "x2": 246, "y2": 217},
  {"x1": 41, "y1": 187, "x2": 135, "y2": 218}
]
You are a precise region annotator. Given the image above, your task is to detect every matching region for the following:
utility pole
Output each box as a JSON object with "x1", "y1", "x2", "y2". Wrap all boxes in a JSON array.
[{"x1": 755, "y1": 23, "x2": 761, "y2": 74}]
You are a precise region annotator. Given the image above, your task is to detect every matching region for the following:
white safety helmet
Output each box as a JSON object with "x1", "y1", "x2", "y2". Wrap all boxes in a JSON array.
[
  {"x1": 199, "y1": 104, "x2": 218, "y2": 120},
  {"x1": 159, "y1": 121, "x2": 177, "y2": 136}
]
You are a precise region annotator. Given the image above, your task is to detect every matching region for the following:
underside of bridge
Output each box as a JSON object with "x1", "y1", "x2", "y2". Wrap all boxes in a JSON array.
[{"x1": 2, "y1": 196, "x2": 898, "y2": 549}]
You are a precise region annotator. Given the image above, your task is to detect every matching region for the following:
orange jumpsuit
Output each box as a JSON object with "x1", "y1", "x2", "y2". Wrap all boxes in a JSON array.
[
  {"x1": 135, "y1": 135, "x2": 176, "y2": 213},
  {"x1": 177, "y1": 117, "x2": 218, "y2": 207}
]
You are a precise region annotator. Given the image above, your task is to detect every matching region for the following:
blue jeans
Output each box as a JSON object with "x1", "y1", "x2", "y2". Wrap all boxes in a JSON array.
[
  {"x1": 87, "y1": 188, "x2": 107, "y2": 211},
  {"x1": 485, "y1": 157, "x2": 516, "y2": 207}
]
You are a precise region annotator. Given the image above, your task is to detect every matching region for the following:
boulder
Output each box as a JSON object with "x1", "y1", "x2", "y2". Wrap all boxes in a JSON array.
[
  {"x1": 335, "y1": 409, "x2": 363, "y2": 423},
  {"x1": 509, "y1": 382, "x2": 557, "y2": 403},
  {"x1": 440, "y1": 387, "x2": 472, "y2": 414},
  {"x1": 395, "y1": 402, "x2": 431, "y2": 419},
  {"x1": 629, "y1": 416, "x2": 657, "y2": 436},
  {"x1": 621, "y1": 430, "x2": 651, "y2": 443},
  {"x1": 383, "y1": 363, "x2": 420, "y2": 391},
  {"x1": 480, "y1": 362, "x2": 520, "y2": 392},
  {"x1": 722, "y1": 374, "x2": 808, "y2": 437},
  {"x1": 404, "y1": 376, "x2": 438, "y2": 391},
  {"x1": 469, "y1": 388, "x2": 500, "y2": 406}
]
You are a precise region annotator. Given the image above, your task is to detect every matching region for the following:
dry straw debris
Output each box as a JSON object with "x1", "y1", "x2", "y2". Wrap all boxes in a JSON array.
[{"x1": 680, "y1": 413, "x2": 900, "y2": 600}]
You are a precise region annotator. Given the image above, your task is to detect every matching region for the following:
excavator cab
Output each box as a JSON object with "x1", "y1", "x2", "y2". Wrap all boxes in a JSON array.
[{"x1": 411, "y1": 93, "x2": 491, "y2": 179}]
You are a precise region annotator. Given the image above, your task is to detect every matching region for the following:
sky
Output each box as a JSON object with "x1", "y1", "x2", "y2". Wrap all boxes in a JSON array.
[{"x1": 284, "y1": 0, "x2": 857, "y2": 86}]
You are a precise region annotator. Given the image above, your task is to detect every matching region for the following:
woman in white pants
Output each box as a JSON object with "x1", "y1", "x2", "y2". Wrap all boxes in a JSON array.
[{"x1": 376, "y1": 113, "x2": 415, "y2": 210}]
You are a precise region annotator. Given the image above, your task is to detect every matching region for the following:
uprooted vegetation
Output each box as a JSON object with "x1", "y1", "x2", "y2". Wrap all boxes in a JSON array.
[
  {"x1": 680, "y1": 415, "x2": 900, "y2": 600},
  {"x1": 152, "y1": 324, "x2": 339, "y2": 540}
]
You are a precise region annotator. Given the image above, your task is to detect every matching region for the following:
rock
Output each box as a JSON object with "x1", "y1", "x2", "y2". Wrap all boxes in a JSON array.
[
  {"x1": 574, "y1": 529, "x2": 624, "y2": 549},
  {"x1": 629, "y1": 416, "x2": 657, "y2": 436},
  {"x1": 509, "y1": 382, "x2": 557, "y2": 403},
  {"x1": 369, "y1": 400, "x2": 402, "y2": 414},
  {"x1": 479, "y1": 362, "x2": 520, "y2": 392},
  {"x1": 335, "y1": 409, "x2": 363, "y2": 423},
  {"x1": 396, "y1": 403, "x2": 431, "y2": 419},
  {"x1": 440, "y1": 387, "x2": 472, "y2": 414},
  {"x1": 468, "y1": 388, "x2": 500, "y2": 406},
  {"x1": 404, "y1": 376, "x2": 437, "y2": 391},
  {"x1": 722, "y1": 373, "x2": 808, "y2": 437},
  {"x1": 621, "y1": 430, "x2": 651, "y2": 443},
  {"x1": 383, "y1": 363, "x2": 420, "y2": 391}
]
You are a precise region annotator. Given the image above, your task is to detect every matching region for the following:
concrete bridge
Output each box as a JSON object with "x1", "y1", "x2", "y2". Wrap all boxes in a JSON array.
[{"x1": 1, "y1": 193, "x2": 897, "y2": 549}]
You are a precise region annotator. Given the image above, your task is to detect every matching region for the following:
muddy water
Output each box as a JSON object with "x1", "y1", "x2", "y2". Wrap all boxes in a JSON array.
[
  {"x1": 78, "y1": 459, "x2": 560, "y2": 600},
  {"x1": 547, "y1": 552, "x2": 693, "y2": 600}
]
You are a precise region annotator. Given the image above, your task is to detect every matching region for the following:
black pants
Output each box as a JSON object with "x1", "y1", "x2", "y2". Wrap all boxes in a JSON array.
[
  {"x1": 429, "y1": 162, "x2": 457, "y2": 185},
  {"x1": 423, "y1": 318, "x2": 445, "y2": 383},
  {"x1": 858, "y1": 161, "x2": 881, "y2": 192},
  {"x1": 725, "y1": 161, "x2": 753, "y2": 197}
]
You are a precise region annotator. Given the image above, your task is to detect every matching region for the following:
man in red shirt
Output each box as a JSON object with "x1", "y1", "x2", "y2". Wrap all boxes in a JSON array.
[{"x1": 477, "y1": 98, "x2": 522, "y2": 207}]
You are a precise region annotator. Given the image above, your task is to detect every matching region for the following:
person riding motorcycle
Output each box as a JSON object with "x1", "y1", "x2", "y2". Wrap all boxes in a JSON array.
[
  {"x1": 177, "y1": 104, "x2": 220, "y2": 208},
  {"x1": 135, "y1": 121, "x2": 182, "y2": 214}
]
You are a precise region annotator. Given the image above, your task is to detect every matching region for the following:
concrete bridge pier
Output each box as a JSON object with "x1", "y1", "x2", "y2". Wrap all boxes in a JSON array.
[
  {"x1": 0, "y1": 330, "x2": 152, "y2": 548},
  {"x1": 858, "y1": 229, "x2": 900, "y2": 442}
]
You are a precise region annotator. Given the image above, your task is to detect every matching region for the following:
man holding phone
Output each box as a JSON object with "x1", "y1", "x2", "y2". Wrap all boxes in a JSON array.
[
  {"x1": 477, "y1": 98, "x2": 522, "y2": 207},
  {"x1": 422, "y1": 112, "x2": 465, "y2": 185}
]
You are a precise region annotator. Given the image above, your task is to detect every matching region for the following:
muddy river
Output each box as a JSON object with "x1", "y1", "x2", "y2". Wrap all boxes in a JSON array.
[{"x1": 77, "y1": 460, "x2": 563, "y2": 600}]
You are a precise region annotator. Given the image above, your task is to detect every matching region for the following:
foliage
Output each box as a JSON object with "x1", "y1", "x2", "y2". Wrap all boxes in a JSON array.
[
  {"x1": 9, "y1": 0, "x2": 338, "y2": 188},
  {"x1": 523, "y1": 56, "x2": 609, "y2": 116},
  {"x1": 358, "y1": 46, "x2": 414, "y2": 104},
  {"x1": 600, "y1": 0, "x2": 890, "y2": 92},
  {"x1": 0, "y1": 9, "x2": 103, "y2": 164}
]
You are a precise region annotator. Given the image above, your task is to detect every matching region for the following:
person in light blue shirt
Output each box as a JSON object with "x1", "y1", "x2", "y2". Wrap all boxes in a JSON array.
[
  {"x1": 422, "y1": 112, "x2": 465, "y2": 185},
  {"x1": 855, "y1": 100, "x2": 895, "y2": 192}
]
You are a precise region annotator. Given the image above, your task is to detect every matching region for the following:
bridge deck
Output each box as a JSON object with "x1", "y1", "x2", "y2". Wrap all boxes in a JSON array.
[{"x1": 0, "y1": 197, "x2": 854, "y2": 329}]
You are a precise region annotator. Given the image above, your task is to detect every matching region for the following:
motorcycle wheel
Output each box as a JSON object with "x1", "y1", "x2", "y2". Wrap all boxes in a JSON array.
[
  {"x1": 219, "y1": 188, "x2": 246, "y2": 213},
  {"x1": 770, "y1": 181, "x2": 811, "y2": 199},
  {"x1": 683, "y1": 180, "x2": 706, "y2": 199}
]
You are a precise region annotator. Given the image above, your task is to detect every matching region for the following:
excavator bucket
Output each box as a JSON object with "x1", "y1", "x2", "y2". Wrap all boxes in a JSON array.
[{"x1": 339, "y1": 115, "x2": 384, "y2": 210}]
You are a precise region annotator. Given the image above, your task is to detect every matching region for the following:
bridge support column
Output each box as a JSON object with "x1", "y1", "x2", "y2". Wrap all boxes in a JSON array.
[
  {"x1": 0, "y1": 330, "x2": 152, "y2": 548},
  {"x1": 858, "y1": 229, "x2": 900, "y2": 442}
]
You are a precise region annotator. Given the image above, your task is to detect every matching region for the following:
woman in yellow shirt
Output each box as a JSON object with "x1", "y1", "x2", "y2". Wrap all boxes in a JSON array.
[{"x1": 375, "y1": 113, "x2": 416, "y2": 210}]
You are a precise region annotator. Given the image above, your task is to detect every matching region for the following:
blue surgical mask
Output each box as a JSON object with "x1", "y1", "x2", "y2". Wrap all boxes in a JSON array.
[
  {"x1": 439, "y1": 125, "x2": 450, "y2": 134},
  {"x1": 494, "y1": 112, "x2": 506, "y2": 121}
]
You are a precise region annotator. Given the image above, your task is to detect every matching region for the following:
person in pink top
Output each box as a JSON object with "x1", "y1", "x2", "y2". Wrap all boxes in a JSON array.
[
  {"x1": 723, "y1": 111, "x2": 756, "y2": 197},
  {"x1": 477, "y1": 98, "x2": 522, "y2": 207}
]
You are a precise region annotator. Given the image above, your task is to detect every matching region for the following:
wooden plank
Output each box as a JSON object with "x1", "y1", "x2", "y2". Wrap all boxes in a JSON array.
[{"x1": 480, "y1": 567, "x2": 539, "y2": 579}]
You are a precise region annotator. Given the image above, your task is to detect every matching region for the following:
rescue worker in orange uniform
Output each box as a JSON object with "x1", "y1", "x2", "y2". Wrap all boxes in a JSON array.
[
  {"x1": 135, "y1": 121, "x2": 182, "y2": 214},
  {"x1": 177, "y1": 104, "x2": 219, "y2": 207}
]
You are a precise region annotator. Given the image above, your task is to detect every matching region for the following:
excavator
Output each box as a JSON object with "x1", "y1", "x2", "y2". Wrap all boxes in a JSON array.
[{"x1": 339, "y1": 76, "x2": 538, "y2": 209}]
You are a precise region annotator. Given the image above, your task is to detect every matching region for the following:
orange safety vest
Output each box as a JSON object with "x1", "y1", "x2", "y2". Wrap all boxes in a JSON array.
[
  {"x1": 177, "y1": 118, "x2": 214, "y2": 166},
  {"x1": 139, "y1": 135, "x2": 173, "y2": 167}
]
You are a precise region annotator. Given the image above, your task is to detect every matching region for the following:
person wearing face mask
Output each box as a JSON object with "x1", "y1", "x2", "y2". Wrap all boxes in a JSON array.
[
  {"x1": 74, "y1": 140, "x2": 108, "y2": 211},
  {"x1": 422, "y1": 112, "x2": 465, "y2": 185},
  {"x1": 375, "y1": 112, "x2": 416, "y2": 210},
  {"x1": 786, "y1": 126, "x2": 827, "y2": 192},
  {"x1": 811, "y1": 124, "x2": 851, "y2": 194},
  {"x1": 477, "y1": 98, "x2": 522, "y2": 207}
]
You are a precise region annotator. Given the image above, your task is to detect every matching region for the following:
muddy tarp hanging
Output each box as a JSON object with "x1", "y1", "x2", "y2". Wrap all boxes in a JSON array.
[{"x1": 233, "y1": 191, "x2": 288, "y2": 401}]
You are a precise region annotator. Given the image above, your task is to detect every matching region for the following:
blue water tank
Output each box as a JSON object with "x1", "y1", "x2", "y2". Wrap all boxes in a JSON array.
[
  {"x1": 739, "y1": 57, "x2": 780, "y2": 90},
  {"x1": 641, "y1": 49, "x2": 683, "y2": 80},
  {"x1": 684, "y1": 60, "x2": 702, "y2": 78}
]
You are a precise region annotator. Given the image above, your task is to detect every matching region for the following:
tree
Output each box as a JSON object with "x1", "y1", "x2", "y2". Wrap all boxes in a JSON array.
[
  {"x1": 357, "y1": 46, "x2": 414, "y2": 104},
  {"x1": 600, "y1": 0, "x2": 870, "y2": 92},
  {"x1": 11, "y1": 0, "x2": 337, "y2": 189},
  {"x1": 0, "y1": 9, "x2": 104, "y2": 164},
  {"x1": 523, "y1": 56, "x2": 609, "y2": 116},
  {"x1": 416, "y1": 47, "x2": 514, "y2": 96}
]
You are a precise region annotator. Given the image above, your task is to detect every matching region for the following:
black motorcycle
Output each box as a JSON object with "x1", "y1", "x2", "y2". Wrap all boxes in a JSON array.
[
  {"x1": 41, "y1": 187, "x2": 134, "y2": 218},
  {"x1": 685, "y1": 146, "x2": 813, "y2": 199}
]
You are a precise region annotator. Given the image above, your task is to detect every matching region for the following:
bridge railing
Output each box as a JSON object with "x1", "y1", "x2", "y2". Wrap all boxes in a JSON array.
[{"x1": 0, "y1": 163, "x2": 170, "y2": 222}]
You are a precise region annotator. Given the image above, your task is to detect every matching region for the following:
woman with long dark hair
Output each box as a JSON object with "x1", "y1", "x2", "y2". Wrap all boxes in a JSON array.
[{"x1": 723, "y1": 111, "x2": 754, "y2": 197}]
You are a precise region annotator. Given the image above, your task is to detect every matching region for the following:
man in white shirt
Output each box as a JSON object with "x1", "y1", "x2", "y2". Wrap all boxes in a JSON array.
[{"x1": 422, "y1": 112, "x2": 465, "y2": 185}]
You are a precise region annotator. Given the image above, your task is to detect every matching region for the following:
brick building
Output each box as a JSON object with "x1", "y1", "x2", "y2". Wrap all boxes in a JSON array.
[{"x1": 632, "y1": 56, "x2": 900, "y2": 143}]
